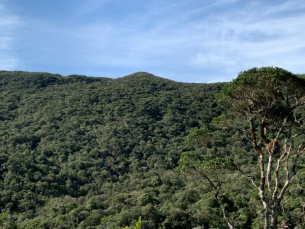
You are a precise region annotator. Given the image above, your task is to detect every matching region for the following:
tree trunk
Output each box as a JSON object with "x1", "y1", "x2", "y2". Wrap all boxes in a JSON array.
[
  {"x1": 258, "y1": 154, "x2": 270, "y2": 229},
  {"x1": 270, "y1": 208, "x2": 278, "y2": 229},
  {"x1": 262, "y1": 199, "x2": 270, "y2": 229}
]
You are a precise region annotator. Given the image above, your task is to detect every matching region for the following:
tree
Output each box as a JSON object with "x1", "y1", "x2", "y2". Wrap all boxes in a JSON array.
[
  {"x1": 218, "y1": 67, "x2": 305, "y2": 229},
  {"x1": 178, "y1": 126, "x2": 236, "y2": 229}
]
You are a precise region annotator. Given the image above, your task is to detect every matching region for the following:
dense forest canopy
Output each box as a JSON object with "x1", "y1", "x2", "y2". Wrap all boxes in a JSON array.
[{"x1": 0, "y1": 70, "x2": 304, "y2": 228}]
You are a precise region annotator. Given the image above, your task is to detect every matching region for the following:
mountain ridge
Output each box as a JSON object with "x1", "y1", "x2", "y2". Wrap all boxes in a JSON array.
[
  {"x1": 0, "y1": 70, "x2": 221, "y2": 84},
  {"x1": 0, "y1": 70, "x2": 225, "y2": 228}
]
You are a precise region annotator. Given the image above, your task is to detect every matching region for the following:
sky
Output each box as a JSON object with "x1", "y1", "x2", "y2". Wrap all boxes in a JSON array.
[{"x1": 0, "y1": 0, "x2": 304, "y2": 83}]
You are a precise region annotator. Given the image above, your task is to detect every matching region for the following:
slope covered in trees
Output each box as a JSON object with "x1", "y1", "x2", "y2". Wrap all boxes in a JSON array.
[
  {"x1": 0, "y1": 71, "x2": 224, "y2": 228},
  {"x1": 0, "y1": 70, "x2": 304, "y2": 228}
]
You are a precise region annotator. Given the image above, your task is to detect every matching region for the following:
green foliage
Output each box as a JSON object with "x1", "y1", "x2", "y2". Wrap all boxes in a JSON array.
[
  {"x1": 122, "y1": 216, "x2": 142, "y2": 229},
  {"x1": 0, "y1": 212, "x2": 17, "y2": 228},
  {"x1": 179, "y1": 151, "x2": 234, "y2": 173},
  {"x1": 185, "y1": 126, "x2": 212, "y2": 146},
  {"x1": 179, "y1": 124, "x2": 235, "y2": 174},
  {"x1": 0, "y1": 69, "x2": 303, "y2": 228},
  {"x1": 218, "y1": 66, "x2": 305, "y2": 123},
  {"x1": 0, "y1": 71, "x2": 223, "y2": 228}
]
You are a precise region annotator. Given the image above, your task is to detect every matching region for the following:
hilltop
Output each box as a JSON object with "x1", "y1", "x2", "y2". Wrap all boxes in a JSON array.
[{"x1": 0, "y1": 71, "x2": 223, "y2": 228}]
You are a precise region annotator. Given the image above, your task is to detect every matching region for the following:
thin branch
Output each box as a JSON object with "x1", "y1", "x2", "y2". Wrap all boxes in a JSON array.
[
  {"x1": 197, "y1": 171, "x2": 234, "y2": 229},
  {"x1": 291, "y1": 102, "x2": 305, "y2": 110},
  {"x1": 275, "y1": 117, "x2": 287, "y2": 140},
  {"x1": 292, "y1": 130, "x2": 304, "y2": 139},
  {"x1": 237, "y1": 167, "x2": 258, "y2": 189},
  {"x1": 215, "y1": 194, "x2": 234, "y2": 229},
  {"x1": 248, "y1": 119, "x2": 263, "y2": 155},
  {"x1": 277, "y1": 141, "x2": 304, "y2": 204}
]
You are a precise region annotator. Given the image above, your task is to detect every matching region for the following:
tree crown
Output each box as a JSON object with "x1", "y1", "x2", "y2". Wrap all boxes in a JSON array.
[{"x1": 218, "y1": 67, "x2": 305, "y2": 123}]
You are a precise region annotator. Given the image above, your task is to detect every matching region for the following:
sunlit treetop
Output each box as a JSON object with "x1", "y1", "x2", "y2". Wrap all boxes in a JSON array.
[{"x1": 218, "y1": 66, "x2": 305, "y2": 124}]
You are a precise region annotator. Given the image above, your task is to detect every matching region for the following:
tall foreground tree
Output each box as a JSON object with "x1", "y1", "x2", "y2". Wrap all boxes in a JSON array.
[{"x1": 219, "y1": 67, "x2": 305, "y2": 228}]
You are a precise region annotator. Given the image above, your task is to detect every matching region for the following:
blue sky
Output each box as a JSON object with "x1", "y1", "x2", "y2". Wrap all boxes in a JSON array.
[{"x1": 0, "y1": 0, "x2": 304, "y2": 82}]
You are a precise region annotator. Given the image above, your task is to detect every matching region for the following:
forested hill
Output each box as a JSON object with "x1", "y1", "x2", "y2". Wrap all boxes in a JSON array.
[{"x1": 0, "y1": 71, "x2": 224, "y2": 228}]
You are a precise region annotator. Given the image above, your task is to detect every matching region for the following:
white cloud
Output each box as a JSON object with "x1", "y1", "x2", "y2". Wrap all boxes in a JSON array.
[
  {"x1": 214, "y1": 0, "x2": 240, "y2": 6},
  {"x1": 74, "y1": 0, "x2": 109, "y2": 17},
  {"x1": 0, "y1": 55, "x2": 18, "y2": 70},
  {"x1": 5, "y1": 0, "x2": 304, "y2": 82},
  {"x1": 0, "y1": 2, "x2": 22, "y2": 70},
  {"x1": 191, "y1": 54, "x2": 236, "y2": 66},
  {"x1": 263, "y1": 0, "x2": 305, "y2": 15},
  {"x1": 0, "y1": 36, "x2": 12, "y2": 50},
  {"x1": 80, "y1": 0, "x2": 305, "y2": 80},
  {"x1": 182, "y1": 0, "x2": 305, "y2": 80},
  {"x1": 68, "y1": 0, "x2": 303, "y2": 80}
]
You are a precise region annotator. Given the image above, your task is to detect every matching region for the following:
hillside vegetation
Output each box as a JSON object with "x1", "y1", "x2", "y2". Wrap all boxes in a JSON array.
[{"x1": 0, "y1": 70, "x2": 304, "y2": 228}]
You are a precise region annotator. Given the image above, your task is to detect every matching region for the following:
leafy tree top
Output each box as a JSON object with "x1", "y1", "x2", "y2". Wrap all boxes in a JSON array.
[{"x1": 218, "y1": 67, "x2": 305, "y2": 124}]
